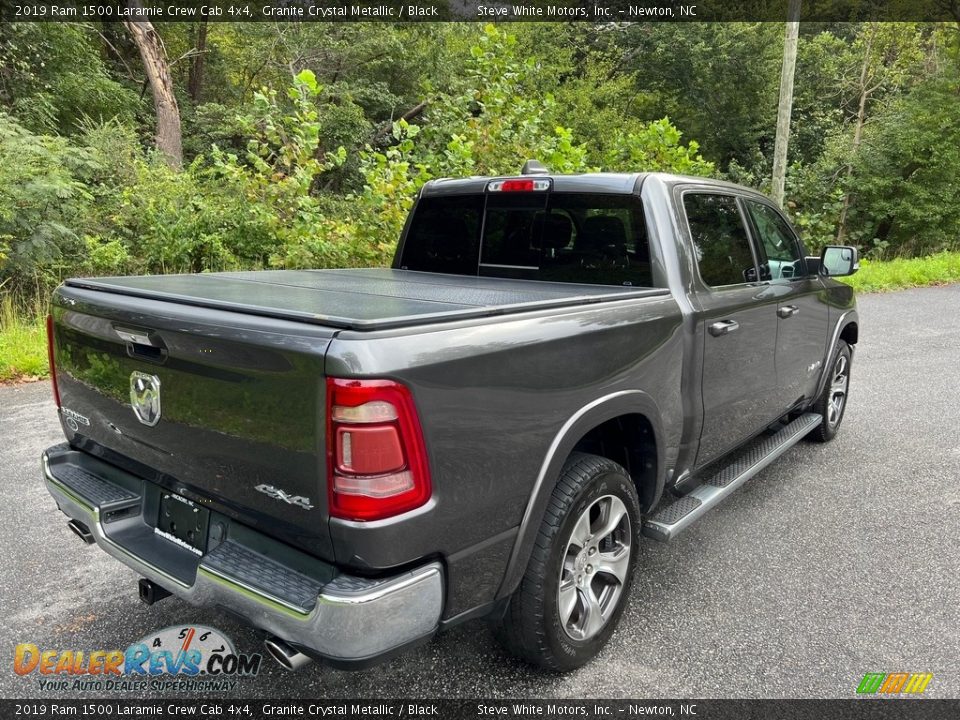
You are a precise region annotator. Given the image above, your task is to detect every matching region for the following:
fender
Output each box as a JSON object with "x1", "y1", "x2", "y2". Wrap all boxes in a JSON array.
[
  {"x1": 495, "y1": 389, "x2": 665, "y2": 600},
  {"x1": 813, "y1": 309, "x2": 859, "y2": 400}
]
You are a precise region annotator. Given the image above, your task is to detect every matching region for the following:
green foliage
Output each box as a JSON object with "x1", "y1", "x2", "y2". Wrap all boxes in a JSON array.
[
  {"x1": 0, "y1": 23, "x2": 140, "y2": 134},
  {"x1": 839, "y1": 252, "x2": 960, "y2": 293},
  {"x1": 843, "y1": 74, "x2": 960, "y2": 257},
  {"x1": 0, "y1": 113, "x2": 98, "y2": 295},
  {"x1": 617, "y1": 23, "x2": 781, "y2": 173},
  {"x1": 602, "y1": 119, "x2": 714, "y2": 176},
  {"x1": 0, "y1": 296, "x2": 47, "y2": 382}
]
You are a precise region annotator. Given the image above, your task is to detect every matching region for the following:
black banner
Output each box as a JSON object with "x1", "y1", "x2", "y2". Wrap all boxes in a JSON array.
[
  {"x1": 3, "y1": 700, "x2": 960, "y2": 720},
  {"x1": 3, "y1": 0, "x2": 960, "y2": 23}
]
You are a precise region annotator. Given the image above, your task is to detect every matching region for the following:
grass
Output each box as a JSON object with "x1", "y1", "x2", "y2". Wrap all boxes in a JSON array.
[
  {"x1": 839, "y1": 251, "x2": 960, "y2": 293},
  {"x1": 1, "y1": 250, "x2": 958, "y2": 383},
  {"x1": 0, "y1": 296, "x2": 48, "y2": 383}
]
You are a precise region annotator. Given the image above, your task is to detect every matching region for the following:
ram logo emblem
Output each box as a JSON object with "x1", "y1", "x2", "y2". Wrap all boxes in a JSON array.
[{"x1": 130, "y1": 371, "x2": 162, "y2": 427}]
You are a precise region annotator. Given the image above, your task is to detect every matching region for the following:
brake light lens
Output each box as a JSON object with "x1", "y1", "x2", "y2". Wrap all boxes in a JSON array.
[
  {"x1": 487, "y1": 178, "x2": 551, "y2": 192},
  {"x1": 327, "y1": 378, "x2": 431, "y2": 521},
  {"x1": 46, "y1": 314, "x2": 61, "y2": 408}
]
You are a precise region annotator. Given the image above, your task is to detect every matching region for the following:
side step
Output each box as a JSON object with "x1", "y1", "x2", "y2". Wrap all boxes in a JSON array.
[{"x1": 642, "y1": 413, "x2": 821, "y2": 542}]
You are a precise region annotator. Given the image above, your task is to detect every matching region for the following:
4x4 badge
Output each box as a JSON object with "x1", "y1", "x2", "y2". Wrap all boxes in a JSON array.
[
  {"x1": 254, "y1": 484, "x2": 314, "y2": 510},
  {"x1": 130, "y1": 371, "x2": 161, "y2": 427}
]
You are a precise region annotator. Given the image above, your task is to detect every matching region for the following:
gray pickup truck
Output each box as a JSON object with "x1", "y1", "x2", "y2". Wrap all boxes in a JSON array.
[{"x1": 42, "y1": 166, "x2": 859, "y2": 672}]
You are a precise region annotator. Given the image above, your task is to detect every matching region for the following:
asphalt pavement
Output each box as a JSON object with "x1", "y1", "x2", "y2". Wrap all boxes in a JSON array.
[{"x1": 1, "y1": 284, "x2": 958, "y2": 699}]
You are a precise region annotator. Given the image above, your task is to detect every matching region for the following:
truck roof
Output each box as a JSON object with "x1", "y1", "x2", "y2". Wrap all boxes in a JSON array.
[
  {"x1": 422, "y1": 173, "x2": 646, "y2": 196},
  {"x1": 420, "y1": 171, "x2": 757, "y2": 198}
]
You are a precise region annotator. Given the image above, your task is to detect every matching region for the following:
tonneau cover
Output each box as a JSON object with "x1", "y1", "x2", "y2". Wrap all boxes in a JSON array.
[{"x1": 66, "y1": 268, "x2": 665, "y2": 330}]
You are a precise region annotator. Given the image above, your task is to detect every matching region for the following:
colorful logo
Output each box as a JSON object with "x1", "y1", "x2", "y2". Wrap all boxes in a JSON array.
[
  {"x1": 14, "y1": 625, "x2": 261, "y2": 692},
  {"x1": 857, "y1": 672, "x2": 933, "y2": 695}
]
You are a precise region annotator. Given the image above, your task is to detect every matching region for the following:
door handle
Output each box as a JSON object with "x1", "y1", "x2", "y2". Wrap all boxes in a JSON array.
[
  {"x1": 708, "y1": 320, "x2": 740, "y2": 337},
  {"x1": 777, "y1": 305, "x2": 799, "y2": 319}
]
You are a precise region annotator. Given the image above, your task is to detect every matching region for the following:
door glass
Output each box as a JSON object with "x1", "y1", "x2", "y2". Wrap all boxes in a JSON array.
[
  {"x1": 744, "y1": 201, "x2": 804, "y2": 281},
  {"x1": 683, "y1": 193, "x2": 756, "y2": 287}
]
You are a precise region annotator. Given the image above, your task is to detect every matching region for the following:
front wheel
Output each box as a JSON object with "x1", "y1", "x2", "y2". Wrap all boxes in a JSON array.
[
  {"x1": 807, "y1": 340, "x2": 852, "y2": 443},
  {"x1": 492, "y1": 453, "x2": 640, "y2": 671}
]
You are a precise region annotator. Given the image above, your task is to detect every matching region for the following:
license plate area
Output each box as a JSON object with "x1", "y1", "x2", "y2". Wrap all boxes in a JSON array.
[{"x1": 156, "y1": 492, "x2": 210, "y2": 554}]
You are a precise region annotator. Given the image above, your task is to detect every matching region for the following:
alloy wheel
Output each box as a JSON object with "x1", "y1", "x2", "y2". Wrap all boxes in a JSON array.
[{"x1": 557, "y1": 494, "x2": 632, "y2": 641}]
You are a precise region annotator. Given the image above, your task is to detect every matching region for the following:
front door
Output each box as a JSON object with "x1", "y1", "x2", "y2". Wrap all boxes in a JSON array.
[
  {"x1": 742, "y1": 199, "x2": 830, "y2": 406},
  {"x1": 682, "y1": 192, "x2": 781, "y2": 468}
]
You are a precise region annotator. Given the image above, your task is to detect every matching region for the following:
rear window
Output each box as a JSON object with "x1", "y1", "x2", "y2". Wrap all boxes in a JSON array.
[{"x1": 399, "y1": 192, "x2": 654, "y2": 288}]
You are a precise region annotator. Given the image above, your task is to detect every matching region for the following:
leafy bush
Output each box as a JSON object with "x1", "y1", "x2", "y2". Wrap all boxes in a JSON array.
[
  {"x1": 0, "y1": 113, "x2": 99, "y2": 296},
  {"x1": 0, "y1": 23, "x2": 141, "y2": 134},
  {"x1": 845, "y1": 75, "x2": 960, "y2": 257}
]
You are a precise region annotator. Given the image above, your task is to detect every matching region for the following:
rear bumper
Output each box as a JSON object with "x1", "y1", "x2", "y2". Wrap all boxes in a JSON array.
[{"x1": 41, "y1": 444, "x2": 444, "y2": 668}]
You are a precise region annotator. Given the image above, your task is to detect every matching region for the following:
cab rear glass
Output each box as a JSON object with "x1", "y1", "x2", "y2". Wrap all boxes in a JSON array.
[{"x1": 398, "y1": 192, "x2": 654, "y2": 288}]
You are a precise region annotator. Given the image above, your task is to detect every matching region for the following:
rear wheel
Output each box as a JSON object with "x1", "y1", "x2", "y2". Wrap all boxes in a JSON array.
[
  {"x1": 807, "y1": 340, "x2": 851, "y2": 443},
  {"x1": 492, "y1": 452, "x2": 639, "y2": 671}
]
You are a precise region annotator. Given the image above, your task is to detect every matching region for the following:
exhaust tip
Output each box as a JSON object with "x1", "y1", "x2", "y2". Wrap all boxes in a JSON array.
[
  {"x1": 264, "y1": 637, "x2": 312, "y2": 671},
  {"x1": 68, "y1": 519, "x2": 94, "y2": 544}
]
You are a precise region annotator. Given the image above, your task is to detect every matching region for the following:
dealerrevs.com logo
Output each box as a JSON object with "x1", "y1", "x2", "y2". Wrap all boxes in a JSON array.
[
  {"x1": 857, "y1": 672, "x2": 933, "y2": 695},
  {"x1": 14, "y1": 625, "x2": 262, "y2": 693}
]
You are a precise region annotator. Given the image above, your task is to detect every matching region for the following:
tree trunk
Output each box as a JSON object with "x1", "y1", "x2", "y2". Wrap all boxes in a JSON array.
[
  {"x1": 124, "y1": 2, "x2": 182, "y2": 169},
  {"x1": 836, "y1": 28, "x2": 874, "y2": 244},
  {"x1": 771, "y1": 0, "x2": 801, "y2": 207},
  {"x1": 187, "y1": 19, "x2": 208, "y2": 103}
]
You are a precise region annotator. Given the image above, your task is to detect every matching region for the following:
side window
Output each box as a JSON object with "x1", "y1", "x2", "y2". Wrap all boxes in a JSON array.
[
  {"x1": 744, "y1": 200, "x2": 804, "y2": 280},
  {"x1": 684, "y1": 193, "x2": 756, "y2": 287}
]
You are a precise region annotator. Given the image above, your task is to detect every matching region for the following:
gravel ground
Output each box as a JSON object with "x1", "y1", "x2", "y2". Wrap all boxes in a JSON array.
[{"x1": 1, "y1": 284, "x2": 958, "y2": 699}]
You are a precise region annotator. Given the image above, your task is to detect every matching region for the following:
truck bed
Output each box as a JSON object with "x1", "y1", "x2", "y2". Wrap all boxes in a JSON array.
[{"x1": 66, "y1": 268, "x2": 665, "y2": 331}]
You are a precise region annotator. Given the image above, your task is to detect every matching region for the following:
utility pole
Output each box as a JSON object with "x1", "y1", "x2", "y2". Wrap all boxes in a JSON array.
[{"x1": 771, "y1": 0, "x2": 801, "y2": 207}]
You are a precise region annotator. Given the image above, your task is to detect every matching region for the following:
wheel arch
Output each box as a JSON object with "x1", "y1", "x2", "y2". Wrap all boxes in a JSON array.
[
  {"x1": 495, "y1": 390, "x2": 665, "y2": 600},
  {"x1": 813, "y1": 309, "x2": 859, "y2": 402},
  {"x1": 840, "y1": 320, "x2": 858, "y2": 346}
]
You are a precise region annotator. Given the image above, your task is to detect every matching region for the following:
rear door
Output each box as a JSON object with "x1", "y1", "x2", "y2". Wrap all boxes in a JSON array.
[
  {"x1": 742, "y1": 199, "x2": 830, "y2": 406},
  {"x1": 683, "y1": 191, "x2": 781, "y2": 467}
]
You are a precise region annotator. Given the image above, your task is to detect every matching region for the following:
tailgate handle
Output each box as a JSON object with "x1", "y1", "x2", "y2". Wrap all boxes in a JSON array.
[{"x1": 114, "y1": 326, "x2": 168, "y2": 364}]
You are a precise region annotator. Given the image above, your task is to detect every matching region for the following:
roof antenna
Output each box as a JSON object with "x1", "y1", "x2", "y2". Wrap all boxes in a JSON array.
[{"x1": 521, "y1": 160, "x2": 549, "y2": 175}]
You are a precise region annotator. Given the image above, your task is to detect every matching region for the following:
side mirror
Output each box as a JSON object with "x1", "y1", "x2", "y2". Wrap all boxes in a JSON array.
[{"x1": 819, "y1": 245, "x2": 859, "y2": 277}]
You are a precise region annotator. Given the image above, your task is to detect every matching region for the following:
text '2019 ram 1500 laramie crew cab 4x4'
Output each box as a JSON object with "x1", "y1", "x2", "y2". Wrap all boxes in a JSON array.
[{"x1": 42, "y1": 164, "x2": 860, "y2": 672}]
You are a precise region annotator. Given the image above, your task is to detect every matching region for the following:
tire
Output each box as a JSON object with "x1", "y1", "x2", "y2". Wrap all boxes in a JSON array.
[
  {"x1": 806, "y1": 340, "x2": 852, "y2": 443},
  {"x1": 492, "y1": 452, "x2": 640, "y2": 672}
]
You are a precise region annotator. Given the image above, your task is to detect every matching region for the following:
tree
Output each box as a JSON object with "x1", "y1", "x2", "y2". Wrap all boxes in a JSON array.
[
  {"x1": 616, "y1": 23, "x2": 781, "y2": 173},
  {"x1": 835, "y1": 23, "x2": 923, "y2": 242},
  {"x1": 123, "y1": 2, "x2": 182, "y2": 168},
  {"x1": 187, "y1": 19, "x2": 208, "y2": 103}
]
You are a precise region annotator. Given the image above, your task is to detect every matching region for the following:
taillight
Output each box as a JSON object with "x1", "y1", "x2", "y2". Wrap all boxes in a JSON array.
[
  {"x1": 46, "y1": 314, "x2": 61, "y2": 408},
  {"x1": 327, "y1": 378, "x2": 431, "y2": 521}
]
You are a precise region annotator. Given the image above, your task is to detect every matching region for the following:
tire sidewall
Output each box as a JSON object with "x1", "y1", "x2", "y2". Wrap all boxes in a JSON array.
[
  {"x1": 818, "y1": 340, "x2": 852, "y2": 440},
  {"x1": 541, "y1": 467, "x2": 639, "y2": 670}
]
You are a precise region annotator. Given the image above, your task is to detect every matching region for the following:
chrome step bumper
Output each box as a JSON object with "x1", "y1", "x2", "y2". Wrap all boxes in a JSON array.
[
  {"x1": 642, "y1": 413, "x2": 822, "y2": 542},
  {"x1": 42, "y1": 444, "x2": 443, "y2": 667}
]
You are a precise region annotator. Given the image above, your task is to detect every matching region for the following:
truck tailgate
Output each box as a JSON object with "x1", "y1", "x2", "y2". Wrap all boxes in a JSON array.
[
  {"x1": 65, "y1": 268, "x2": 659, "y2": 330},
  {"x1": 51, "y1": 285, "x2": 337, "y2": 559}
]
